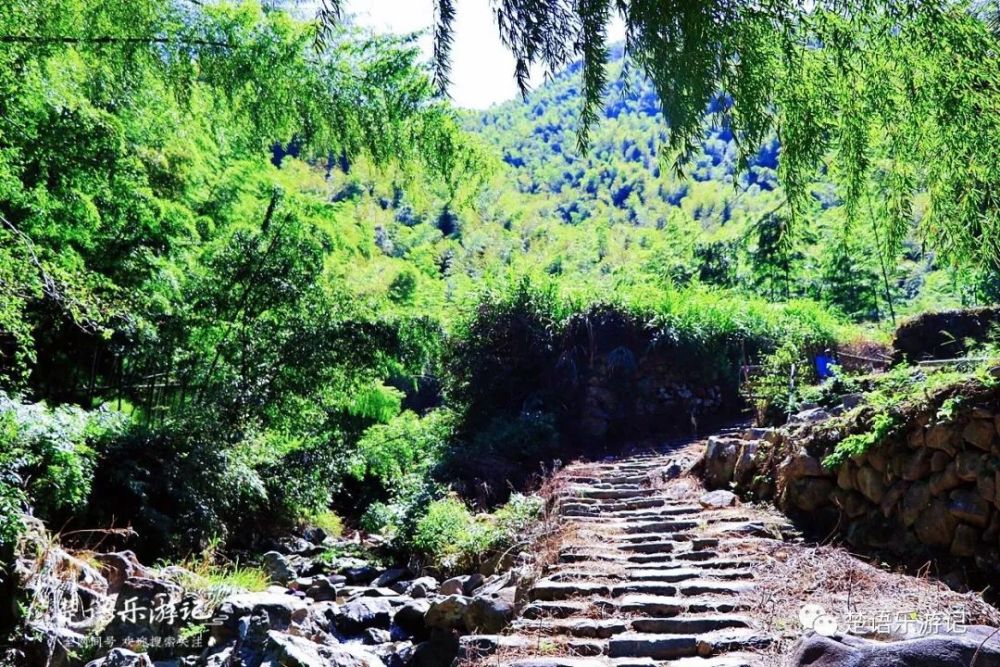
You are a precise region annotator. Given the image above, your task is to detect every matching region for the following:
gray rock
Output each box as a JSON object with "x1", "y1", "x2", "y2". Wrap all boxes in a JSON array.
[
  {"x1": 85, "y1": 648, "x2": 154, "y2": 667},
  {"x1": 263, "y1": 551, "x2": 297, "y2": 585},
  {"x1": 699, "y1": 490, "x2": 738, "y2": 509},
  {"x1": 790, "y1": 407, "x2": 831, "y2": 424},
  {"x1": 264, "y1": 630, "x2": 329, "y2": 667},
  {"x1": 463, "y1": 595, "x2": 514, "y2": 633},
  {"x1": 437, "y1": 576, "x2": 466, "y2": 596},
  {"x1": 424, "y1": 595, "x2": 471, "y2": 631},
  {"x1": 343, "y1": 565, "x2": 379, "y2": 585},
  {"x1": 211, "y1": 591, "x2": 308, "y2": 643},
  {"x1": 373, "y1": 568, "x2": 408, "y2": 588},
  {"x1": 788, "y1": 627, "x2": 1000, "y2": 666},
  {"x1": 393, "y1": 598, "x2": 431, "y2": 638},
  {"x1": 335, "y1": 596, "x2": 393, "y2": 635},
  {"x1": 405, "y1": 577, "x2": 438, "y2": 598},
  {"x1": 103, "y1": 577, "x2": 183, "y2": 644},
  {"x1": 363, "y1": 627, "x2": 392, "y2": 644},
  {"x1": 915, "y1": 500, "x2": 959, "y2": 546}
]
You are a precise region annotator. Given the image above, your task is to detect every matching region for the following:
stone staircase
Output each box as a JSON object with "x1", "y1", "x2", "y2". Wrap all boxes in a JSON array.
[{"x1": 460, "y1": 433, "x2": 784, "y2": 667}]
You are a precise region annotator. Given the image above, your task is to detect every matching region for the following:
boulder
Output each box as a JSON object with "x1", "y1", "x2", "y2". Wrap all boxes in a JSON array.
[
  {"x1": 703, "y1": 437, "x2": 741, "y2": 488},
  {"x1": 781, "y1": 449, "x2": 826, "y2": 480},
  {"x1": 893, "y1": 448, "x2": 930, "y2": 481},
  {"x1": 103, "y1": 577, "x2": 183, "y2": 644},
  {"x1": 410, "y1": 637, "x2": 459, "y2": 667},
  {"x1": 929, "y1": 465, "x2": 963, "y2": 496},
  {"x1": 85, "y1": 648, "x2": 153, "y2": 667},
  {"x1": 901, "y1": 482, "x2": 930, "y2": 527},
  {"x1": 437, "y1": 577, "x2": 466, "y2": 596},
  {"x1": 212, "y1": 591, "x2": 308, "y2": 642},
  {"x1": 963, "y1": 419, "x2": 995, "y2": 451},
  {"x1": 954, "y1": 450, "x2": 984, "y2": 481},
  {"x1": 393, "y1": 599, "x2": 431, "y2": 638},
  {"x1": 305, "y1": 576, "x2": 342, "y2": 602},
  {"x1": 856, "y1": 466, "x2": 887, "y2": 504},
  {"x1": 263, "y1": 551, "x2": 297, "y2": 585},
  {"x1": 93, "y1": 552, "x2": 147, "y2": 596},
  {"x1": 364, "y1": 628, "x2": 392, "y2": 645},
  {"x1": 373, "y1": 568, "x2": 409, "y2": 588},
  {"x1": 424, "y1": 595, "x2": 471, "y2": 631},
  {"x1": 783, "y1": 478, "x2": 835, "y2": 513},
  {"x1": 732, "y1": 441, "x2": 760, "y2": 487},
  {"x1": 335, "y1": 596, "x2": 393, "y2": 635},
  {"x1": 926, "y1": 425, "x2": 958, "y2": 455},
  {"x1": 951, "y1": 524, "x2": 979, "y2": 557},
  {"x1": 788, "y1": 626, "x2": 1000, "y2": 666},
  {"x1": 463, "y1": 595, "x2": 514, "y2": 633},
  {"x1": 343, "y1": 565, "x2": 379, "y2": 585},
  {"x1": 914, "y1": 500, "x2": 958, "y2": 547},
  {"x1": 404, "y1": 577, "x2": 438, "y2": 598},
  {"x1": 699, "y1": 490, "x2": 738, "y2": 509},
  {"x1": 948, "y1": 489, "x2": 991, "y2": 527}
]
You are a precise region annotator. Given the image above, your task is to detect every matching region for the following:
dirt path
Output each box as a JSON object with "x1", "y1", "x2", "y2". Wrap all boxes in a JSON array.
[{"x1": 461, "y1": 430, "x2": 1000, "y2": 667}]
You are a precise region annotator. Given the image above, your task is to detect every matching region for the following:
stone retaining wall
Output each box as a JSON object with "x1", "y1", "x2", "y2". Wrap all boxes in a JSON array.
[{"x1": 703, "y1": 384, "x2": 1000, "y2": 587}]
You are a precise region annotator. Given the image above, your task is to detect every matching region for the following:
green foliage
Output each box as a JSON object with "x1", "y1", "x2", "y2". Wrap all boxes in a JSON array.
[
  {"x1": 0, "y1": 392, "x2": 126, "y2": 547},
  {"x1": 408, "y1": 493, "x2": 542, "y2": 572},
  {"x1": 820, "y1": 359, "x2": 1000, "y2": 468}
]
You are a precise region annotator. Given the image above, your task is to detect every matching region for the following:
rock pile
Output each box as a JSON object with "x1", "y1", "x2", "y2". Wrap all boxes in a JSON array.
[{"x1": 10, "y1": 523, "x2": 531, "y2": 667}]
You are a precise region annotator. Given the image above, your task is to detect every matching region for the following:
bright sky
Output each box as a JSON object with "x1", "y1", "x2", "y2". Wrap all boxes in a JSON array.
[{"x1": 341, "y1": 1, "x2": 624, "y2": 110}]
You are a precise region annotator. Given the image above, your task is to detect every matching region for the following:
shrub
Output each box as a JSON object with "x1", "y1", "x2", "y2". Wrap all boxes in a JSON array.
[
  {"x1": 0, "y1": 393, "x2": 126, "y2": 548},
  {"x1": 411, "y1": 496, "x2": 481, "y2": 561}
]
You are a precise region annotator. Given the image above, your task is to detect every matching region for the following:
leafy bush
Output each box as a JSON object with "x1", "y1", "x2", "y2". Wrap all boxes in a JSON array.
[{"x1": 0, "y1": 393, "x2": 126, "y2": 547}]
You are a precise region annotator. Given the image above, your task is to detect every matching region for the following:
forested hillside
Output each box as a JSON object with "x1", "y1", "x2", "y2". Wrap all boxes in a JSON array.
[{"x1": 469, "y1": 46, "x2": 997, "y2": 321}]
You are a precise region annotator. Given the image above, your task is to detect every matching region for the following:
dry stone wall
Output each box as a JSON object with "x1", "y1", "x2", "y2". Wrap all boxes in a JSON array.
[{"x1": 702, "y1": 385, "x2": 1000, "y2": 588}]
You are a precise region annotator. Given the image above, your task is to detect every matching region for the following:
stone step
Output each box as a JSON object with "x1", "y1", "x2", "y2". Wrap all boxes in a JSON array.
[
  {"x1": 661, "y1": 657, "x2": 757, "y2": 667},
  {"x1": 631, "y1": 615, "x2": 753, "y2": 634},
  {"x1": 676, "y1": 580, "x2": 754, "y2": 597},
  {"x1": 570, "y1": 487, "x2": 657, "y2": 500},
  {"x1": 623, "y1": 521, "x2": 700, "y2": 534},
  {"x1": 621, "y1": 540, "x2": 681, "y2": 554},
  {"x1": 626, "y1": 568, "x2": 753, "y2": 582},
  {"x1": 511, "y1": 618, "x2": 630, "y2": 639},
  {"x1": 459, "y1": 634, "x2": 606, "y2": 659},
  {"x1": 520, "y1": 600, "x2": 593, "y2": 619},
  {"x1": 608, "y1": 633, "x2": 699, "y2": 659},
  {"x1": 530, "y1": 581, "x2": 612, "y2": 601},
  {"x1": 614, "y1": 594, "x2": 746, "y2": 616},
  {"x1": 560, "y1": 551, "x2": 626, "y2": 564},
  {"x1": 611, "y1": 581, "x2": 682, "y2": 596},
  {"x1": 696, "y1": 628, "x2": 772, "y2": 654},
  {"x1": 608, "y1": 629, "x2": 769, "y2": 660}
]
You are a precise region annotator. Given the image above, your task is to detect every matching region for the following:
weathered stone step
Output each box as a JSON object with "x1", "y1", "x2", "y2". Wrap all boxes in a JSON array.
[
  {"x1": 560, "y1": 550, "x2": 626, "y2": 564},
  {"x1": 626, "y1": 568, "x2": 752, "y2": 582},
  {"x1": 613, "y1": 594, "x2": 746, "y2": 616},
  {"x1": 570, "y1": 487, "x2": 658, "y2": 500},
  {"x1": 608, "y1": 633, "x2": 698, "y2": 659},
  {"x1": 511, "y1": 618, "x2": 629, "y2": 639},
  {"x1": 621, "y1": 540, "x2": 681, "y2": 554},
  {"x1": 662, "y1": 656, "x2": 757, "y2": 667},
  {"x1": 631, "y1": 615, "x2": 753, "y2": 634},
  {"x1": 696, "y1": 628, "x2": 772, "y2": 654},
  {"x1": 520, "y1": 600, "x2": 592, "y2": 619},
  {"x1": 459, "y1": 634, "x2": 606, "y2": 659},
  {"x1": 677, "y1": 580, "x2": 754, "y2": 596},
  {"x1": 530, "y1": 580, "x2": 612, "y2": 601},
  {"x1": 623, "y1": 520, "x2": 700, "y2": 534},
  {"x1": 608, "y1": 629, "x2": 769, "y2": 660},
  {"x1": 503, "y1": 655, "x2": 756, "y2": 667}
]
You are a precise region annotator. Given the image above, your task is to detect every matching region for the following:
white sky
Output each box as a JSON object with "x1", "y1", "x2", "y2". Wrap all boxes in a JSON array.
[{"x1": 341, "y1": 1, "x2": 624, "y2": 110}]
